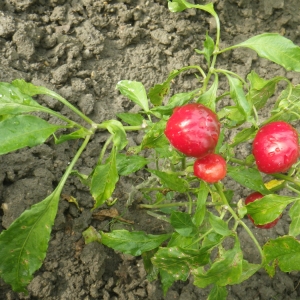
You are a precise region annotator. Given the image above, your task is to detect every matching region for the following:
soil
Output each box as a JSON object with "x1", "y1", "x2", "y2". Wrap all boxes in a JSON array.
[{"x1": 1, "y1": 0, "x2": 300, "y2": 299}]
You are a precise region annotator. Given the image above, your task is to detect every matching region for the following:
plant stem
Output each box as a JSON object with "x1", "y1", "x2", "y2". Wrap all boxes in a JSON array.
[
  {"x1": 39, "y1": 107, "x2": 84, "y2": 129},
  {"x1": 46, "y1": 90, "x2": 95, "y2": 125},
  {"x1": 55, "y1": 134, "x2": 92, "y2": 194},
  {"x1": 272, "y1": 173, "x2": 300, "y2": 187},
  {"x1": 186, "y1": 192, "x2": 193, "y2": 214},
  {"x1": 146, "y1": 211, "x2": 170, "y2": 223},
  {"x1": 229, "y1": 157, "x2": 252, "y2": 167},
  {"x1": 123, "y1": 125, "x2": 144, "y2": 131},
  {"x1": 188, "y1": 228, "x2": 214, "y2": 247},
  {"x1": 139, "y1": 202, "x2": 188, "y2": 209},
  {"x1": 214, "y1": 69, "x2": 247, "y2": 85},
  {"x1": 286, "y1": 184, "x2": 300, "y2": 195},
  {"x1": 214, "y1": 182, "x2": 264, "y2": 262},
  {"x1": 97, "y1": 135, "x2": 114, "y2": 165}
]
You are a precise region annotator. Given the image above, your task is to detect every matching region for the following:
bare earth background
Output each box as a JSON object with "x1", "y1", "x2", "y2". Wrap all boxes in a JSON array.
[{"x1": 1, "y1": 0, "x2": 300, "y2": 299}]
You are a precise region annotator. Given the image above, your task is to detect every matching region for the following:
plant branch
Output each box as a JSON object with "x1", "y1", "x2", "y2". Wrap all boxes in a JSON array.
[{"x1": 214, "y1": 182, "x2": 264, "y2": 262}]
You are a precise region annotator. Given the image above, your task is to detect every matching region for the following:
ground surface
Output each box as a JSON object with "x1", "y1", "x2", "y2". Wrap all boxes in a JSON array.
[{"x1": 1, "y1": 0, "x2": 300, "y2": 299}]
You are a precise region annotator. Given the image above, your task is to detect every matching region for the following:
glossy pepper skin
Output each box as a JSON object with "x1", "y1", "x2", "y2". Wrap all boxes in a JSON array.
[
  {"x1": 164, "y1": 103, "x2": 220, "y2": 158},
  {"x1": 193, "y1": 153, "x2": 227, "y2": 183},
  {"x1": 252, "y1": 121, "x2": 299, "y2": 174},
  {"x1": 245, "y1": 192, "x2": 281, "y2": 229}
]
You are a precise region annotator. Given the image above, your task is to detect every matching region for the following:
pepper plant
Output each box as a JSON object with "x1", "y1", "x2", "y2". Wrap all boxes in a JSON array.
[{"x1": 1, "y1": 0, "x2": 300, "y2": 298}]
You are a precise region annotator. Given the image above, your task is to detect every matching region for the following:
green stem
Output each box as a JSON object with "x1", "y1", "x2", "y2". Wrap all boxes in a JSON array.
[
  {"x1": 188, "y1": 228, "x2": 214, "y2": 247},
  {"x1": 46, "y1": 90, "x2": 95, "y2": 125},
  {"x1": 186, "y1": 192, "x2": 193, "y2": 214},
  {"x1": 214, "y1": 182, "x2": 264, "y2": 262},
  {"x1": 229, "y1": 157, "x2": 252, "y2": 167},
  {"x1": 123, "y1": 125, "x2": 144, "y2": 131},
  {"x1": 286, "y1": 184, "x2": 300, "y2": 195},
  {"x1": 146, "y1": 211, "x2": 170, "y2": 223},
  {"x1": 55, "y1": 134, "x2": 92, "y2": 194},
  {"x1": 214, "y1": 69, "x2": 247, "y2": 85},
  {"x1": 38, "y1": 107, "x2": 84, "y2": 129},
  {"x1": 139, "y1": 202, "x2": 188, "y2": 209},
  {"x1": 272, "y1": 173, "x2": 300, "y2": 187},
  {"x1": 181, "y1": 65, "x2": 207, "y2": 79},
  {"x1": 97, "y1": 135, "x2": 113, "y2": 165}
]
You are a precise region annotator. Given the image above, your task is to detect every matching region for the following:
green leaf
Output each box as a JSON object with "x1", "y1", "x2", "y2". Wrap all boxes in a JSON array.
[
  {"x1": 116, "y1": 112, "x2": 144, "y2": 126},
  {"x1": 142, "y1": 249, "x2": 159, "y2": 282},
  {"x1": 195, "y1": 32, "x2": 215, "y2": 65},
  {"x1": 202, "y1": 232, "x2": 224, "y2": 250},
  {"x1": 289, "y1": 201, "x2": 300, "y2": 237},
  {"x1": 116, "y1": 153, "x2": 148, "y2": 176},
  {"x1": 208, "y1": 212, "x2": 232, "y2": 237},
  {"x1": 141, "y1": 120, "x2": 168, "y2": 149},
  {"x1": 271, "y1": 85, "x2": 300, "y2": 122},
  {"x1": 246, "y1": 194, "x2": 294, "y2": 225},
  {"x1": 148, "y1": 70, "x2": 181, "y2": 106},
  {"x1": 151, "y1": 90, "x2": 197, "y2": 116},
  {"x1": 246, "y1": 71, "x2": 281, "y2": 110},
  {"x1": 70, "y1": 170, "x2": 90, "y2": 187},
  {"x1": 193, "y1": 237, "x2": 243, "y2": 287},
  {"x1": 160, "y1": 269, "x2": 176, "y2": 296},
  {"x1": 100, "y1": 120, "x2": 127, "y2": 151},
  {"x1": 100, "y1": 230, "x2": 171, "y2": 256},
  {"x1": 263, "y1": 236, "x2": 300, "y2": 276},
  {"x1": 168, "y1": 232, "x2": 198, "y2": 249},
  {"x1": 226, "y1": 75, "x2": 252, "y2": 118},
  {"x1": 227, "y1": 165, "x2": 269, "y2": 195},
  {"x1": 0, "y1": 115, "x2": 62, "y2": 155},
  {"x1": 0, "y1": 190, "x2": 60, "y2": 293},
  {"x1": 192, "y1": 182, "x2": 208, "y2": 227},
  {"x1": 12, "y1": 79, "x2": 54, "y2": 96},
  {"x1": 148, "y1": 169, "x2": 189, "y2": 193},
  {"x1": 208, "y1": 285, "x2": 228, "y2": 300},
  {"x1": 197, "y1": 75, "x2": 218, "y2": 111},
  {"x1": 82, "y1": 226, "x2": 102, "y2": 244},
  {"x1": 0, "y1": 82, "x2": 49, "y2": 115},
  {"x1": 170, "y1": 211, "x2": 198, "y2": 237},
  {"x1": 12, "y1": 79, "x2": 93, "y2": 125},
  {"x1": 236, "y1": 33, "x2": 300, "y2": 72},
  {"x1": 218, "y1": 106, "x2": 246, "y2": 127},
  {"x1": 231, "y1": 126, "x2": 256, "y2": 146},
  {"x1": 236, "y1": 260, "x2": 261, "y2": 284},
  {"x1": 91, "y1": 147, "x2": 119, "y2": 209},
  {"x1": 152, "y1": 246, "x2": 210, "y2": 281},
  {"x1": 54, "y1": 128, "x2": 90, "y2": 144},
  {"x1": 153, "y1": 145, "x2": 183, "y2": 165},
  {"x1": 168, "y1": 0, "x2": 217, "y2": 17},
  {"x1": 116, "y1": 80, "x2": 149, "y2": 112}
]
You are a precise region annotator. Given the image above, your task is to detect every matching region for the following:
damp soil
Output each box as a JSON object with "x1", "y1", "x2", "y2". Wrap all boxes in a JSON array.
[{"x1": 1, "y1": 0, "x2": 300, "y2": 299}]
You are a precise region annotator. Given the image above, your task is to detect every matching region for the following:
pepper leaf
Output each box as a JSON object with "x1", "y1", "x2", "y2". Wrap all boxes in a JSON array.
[
  {"x1": 263, "y1": 236, "x2": 300, "y2": 276},
  {"x1": 0, "y1": 190, "x2": 60, "y2": 293},
  {"x1": 289, "y1": 201, "x2": 300, "y2": 237},
  {"x1": 0, "y1": 115, "x2": 62, "y2": 155},
  {"x1": 227, "y1": 165, "x2": 269, "y2": 195},
  {"x1": 148, "y1": 169, "x2": 189, "y2": 193},
  {"x1": 226, "y1": 75, "x2": 252, "y2": 119},
  {"x1": 170, "y1": 211, "x2": 198, "y2": 237},
  {"x1": 100, "y1": 230, "x2": 171, "y2": 256},
  {"x1": 152, "y1": 246, "x2": 210, "y2": 281},
  {"x1": 193, "y1": 237, "x2": 243, "y2": 287},
  {"x1": 91, "y1": 147, "x2": 119, "y2": 209},
  {"x1": 0, "y1": 82, "x2": 49, "y2": 115},
  {"x1": 246, "y1": 194, "x2": 294, "y2": 225},
  {"x1": 237, "y1": 33, "x2": 300, "y2": 72},
  {"x1": 116, "y1": 80, "x2": 149, "y2": 112}
]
